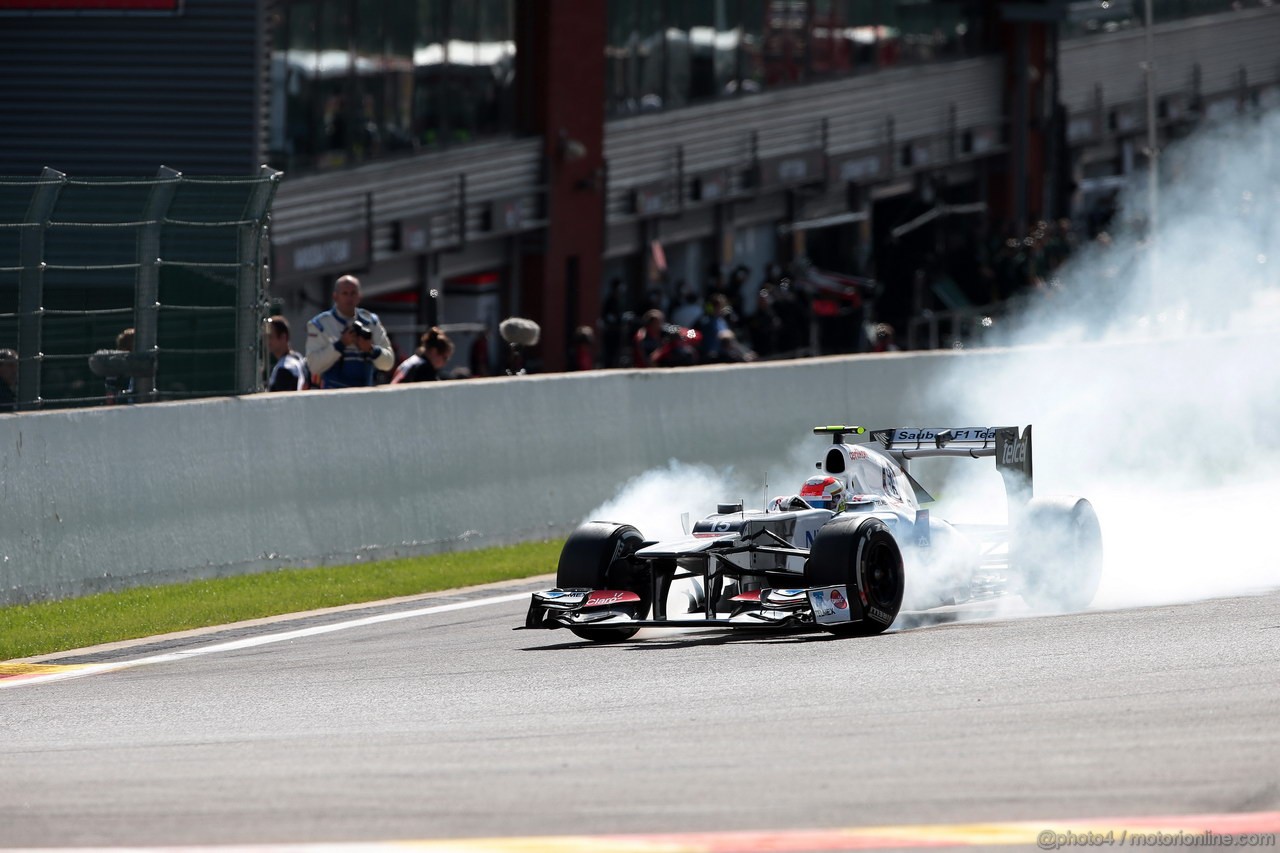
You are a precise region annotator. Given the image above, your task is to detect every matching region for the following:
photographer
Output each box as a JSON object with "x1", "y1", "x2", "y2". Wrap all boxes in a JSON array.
[{"x1": 304, "y1": 275, "x2": 393, "y2": 389}]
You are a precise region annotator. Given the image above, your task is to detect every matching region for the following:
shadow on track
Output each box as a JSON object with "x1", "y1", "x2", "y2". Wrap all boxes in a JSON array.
[
  {"x1": 516, "y1": 602, "x2": 1023, "y2": 651},
  {"x1": 518, "y1": 623, "x2": 913, "y2": 651},
  {"x1": 519, "y1": 631, "x2": 828, "y2": 652}
]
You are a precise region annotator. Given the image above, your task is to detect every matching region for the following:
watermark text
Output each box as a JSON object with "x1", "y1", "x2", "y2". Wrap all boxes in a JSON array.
[{"x1": 1038, "y1": 830, "x2": 1277, "y2": 849}]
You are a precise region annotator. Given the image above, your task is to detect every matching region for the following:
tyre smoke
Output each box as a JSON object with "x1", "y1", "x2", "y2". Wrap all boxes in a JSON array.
[
  {"x1": 926, "y1": 108, "x2": 1280, "y2": 611},
  {"x1": 586, "y1": 461, "x2": 742, "y2": 541},
  {"x1": 584, "y1": 444, "x2": 824, "y2": 542}
]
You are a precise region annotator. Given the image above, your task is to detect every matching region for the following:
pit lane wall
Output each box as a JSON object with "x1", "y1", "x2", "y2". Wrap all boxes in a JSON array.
[{"x1": 0, "y1": 332, "x2": 1271, "y2": 604}]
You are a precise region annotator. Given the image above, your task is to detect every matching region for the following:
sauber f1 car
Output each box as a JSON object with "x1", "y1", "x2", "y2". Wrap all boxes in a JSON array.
[{"x1": 521, "y1": 425, "x2": 1103, "y2": 642}]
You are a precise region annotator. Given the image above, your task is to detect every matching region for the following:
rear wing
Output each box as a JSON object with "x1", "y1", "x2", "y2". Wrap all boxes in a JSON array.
[{"x1": 867, "y1": 426, "x2": 1034, "y2": 513}]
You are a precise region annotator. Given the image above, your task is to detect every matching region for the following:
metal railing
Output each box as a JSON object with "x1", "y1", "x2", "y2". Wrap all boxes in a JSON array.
[{"x1": 0, "y1": 166, "x2": 281, "y2": 411}]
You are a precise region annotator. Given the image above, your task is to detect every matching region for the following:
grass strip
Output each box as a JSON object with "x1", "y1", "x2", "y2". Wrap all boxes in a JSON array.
[{"x1": 0, "y1": 539, "x2": 563, "y2": 662}]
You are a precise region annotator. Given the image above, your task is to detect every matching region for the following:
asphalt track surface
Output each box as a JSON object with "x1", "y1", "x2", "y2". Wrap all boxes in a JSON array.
[{"x1": 2, "y1": 581, "x2": 1279, "y2": 851}]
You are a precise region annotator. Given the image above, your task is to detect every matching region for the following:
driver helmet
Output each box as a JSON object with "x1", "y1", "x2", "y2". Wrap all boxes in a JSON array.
[{"x1": 799, "y1": 475, "x2": 846, "y2": 512}]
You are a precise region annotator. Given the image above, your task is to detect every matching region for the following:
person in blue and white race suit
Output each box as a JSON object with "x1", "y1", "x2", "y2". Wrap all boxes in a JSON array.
[{"x1": 305, "y1": 275, "x2": 394, "y2": 389}]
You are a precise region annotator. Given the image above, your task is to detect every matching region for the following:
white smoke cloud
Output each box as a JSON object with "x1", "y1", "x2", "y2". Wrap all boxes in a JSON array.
[
  {"x1": 584, "y1": 444, "x2": 825, "y2": 543},
  {"x1": 926, "y1": 107, "x2": 1280, "y2": 612},
  {"x1": 982, "y1": 112, "x2": 1280, "y2": 347},
  {"x1": 585, "y1": 461, "x2": 741, "y2": 541}
]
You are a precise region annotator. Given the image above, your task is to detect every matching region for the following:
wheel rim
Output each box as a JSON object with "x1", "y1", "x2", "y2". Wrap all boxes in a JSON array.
[{"x1": 864, "y1": 538, "x2": 902, "y2": 610}]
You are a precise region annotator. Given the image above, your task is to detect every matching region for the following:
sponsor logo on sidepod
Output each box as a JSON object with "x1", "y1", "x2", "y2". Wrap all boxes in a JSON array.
[{"x1": 830, "y1": 589, "x2": 849, "y2": 610}]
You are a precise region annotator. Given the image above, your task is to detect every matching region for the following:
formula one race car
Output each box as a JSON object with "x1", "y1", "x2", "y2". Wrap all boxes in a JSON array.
[{"x1": 522, "y1": 425, "x2": 1103, "y2": 642}]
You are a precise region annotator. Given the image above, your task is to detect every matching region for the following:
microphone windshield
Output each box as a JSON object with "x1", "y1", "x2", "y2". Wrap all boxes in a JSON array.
[{"x1": 499, "y1": 317, "x2": 541, "y2": 347}]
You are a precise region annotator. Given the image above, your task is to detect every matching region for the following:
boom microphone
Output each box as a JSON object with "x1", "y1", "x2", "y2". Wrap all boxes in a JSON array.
[{"x1": 499, "y1": 317, "x2": 541, "y2": 348}]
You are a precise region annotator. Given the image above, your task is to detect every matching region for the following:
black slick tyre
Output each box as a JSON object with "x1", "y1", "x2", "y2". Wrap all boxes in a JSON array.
[
  {"x1": 1012, "y1": 496, "x2": 1103, "y2": 613},
  {"x1": 805, "y1": 515, "x2": 904, "y2": 637},
  {"x1": 556, "y1": 521, "x2": 649, "y2": 643}
]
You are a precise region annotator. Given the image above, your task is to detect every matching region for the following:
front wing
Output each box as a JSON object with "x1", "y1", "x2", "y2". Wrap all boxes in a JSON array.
[{"x1": 521, "y1": 583, "x2": 866, "y2": 633}]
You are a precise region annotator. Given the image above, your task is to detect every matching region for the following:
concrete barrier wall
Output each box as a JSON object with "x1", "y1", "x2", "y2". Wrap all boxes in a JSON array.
[
  {"x1": 0, "y1": 352, "x2": 926, "y2": 604},
  {"x1": 2, "y1": 333, "x2": 1272, "y2": 604}
]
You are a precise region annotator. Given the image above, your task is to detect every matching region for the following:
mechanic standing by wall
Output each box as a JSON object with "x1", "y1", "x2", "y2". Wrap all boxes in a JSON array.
[{"x1": 305, "y1": 275, "x2": 394, "y2": 389}]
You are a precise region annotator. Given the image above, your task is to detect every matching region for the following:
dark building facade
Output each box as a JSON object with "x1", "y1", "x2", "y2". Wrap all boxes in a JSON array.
[
  {"x1": 2, "y1": 0, "x2": 1278, "y2": 370},
  {"x1": 0, "y1": 0, "x2": 269, "y2": 175}
]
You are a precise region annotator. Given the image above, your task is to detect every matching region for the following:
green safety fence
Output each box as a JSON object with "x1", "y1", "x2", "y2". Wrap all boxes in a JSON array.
[{"x1": 0, "y1": 166, "x2": 281, "y2": 410}]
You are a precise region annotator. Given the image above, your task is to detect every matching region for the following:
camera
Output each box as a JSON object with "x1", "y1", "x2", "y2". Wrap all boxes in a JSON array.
[{"x1": 349, "y1": 319, "x2": 373, "y2": 341}]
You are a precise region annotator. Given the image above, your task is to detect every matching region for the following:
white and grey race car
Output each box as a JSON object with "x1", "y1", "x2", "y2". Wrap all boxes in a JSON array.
[{"x1": 522, "y1": 425, "x2": 1103, "y2": 642}]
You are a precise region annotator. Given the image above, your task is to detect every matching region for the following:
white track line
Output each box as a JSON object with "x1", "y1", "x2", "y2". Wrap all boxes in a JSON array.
[{"x1": 1, "y1": 590, "x2": 532, "y2": 690}]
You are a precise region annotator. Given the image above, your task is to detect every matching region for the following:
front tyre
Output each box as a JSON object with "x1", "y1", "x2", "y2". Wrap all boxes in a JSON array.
[
  {"x1": 1012, "y1": 496, "x2": 1103, "y2": 613},
  {"x1": 806, "y1": 516, "x2": 904, "y2": 637},
  {"x1": 556, "y1": 521, "x2": 650, "y2": 643}
]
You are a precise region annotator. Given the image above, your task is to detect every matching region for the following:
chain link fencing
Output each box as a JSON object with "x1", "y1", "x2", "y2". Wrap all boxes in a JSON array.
[{"x1": 0, "y1": 166, "x2": 281, "y2": 410}]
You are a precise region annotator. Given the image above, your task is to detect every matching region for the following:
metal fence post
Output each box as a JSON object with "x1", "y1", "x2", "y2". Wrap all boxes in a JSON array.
[
  {"x1": 236, "y1": 165, "x2": 282, "y2": 395},
  {"x1": 135, "y1": 166, "x2": 182, "y2": 403},
  {"x1": 17, "y1": 167, "x2": 65, "y2": 410}
]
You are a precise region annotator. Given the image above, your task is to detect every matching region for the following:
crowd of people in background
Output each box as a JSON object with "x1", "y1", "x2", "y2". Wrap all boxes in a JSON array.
[
  {"x1": 943, "y1": 217, "x2": 1085, "y2": 307},
  {"x1": 0, "y1": 215, "x2": 1104, "y2": 408},
  {"x1": 597, "y1": 216, "x2": 1104, "y2": 373},
  {"x1": 871, "y1": 212, "x2": 1117, "y2": 349},
  {"x1": 602, "y1": 262, "x2": 819, "y2": 371},
  {"x1": 263, "y1": 213, "x2": 1105, "y2": 394}
]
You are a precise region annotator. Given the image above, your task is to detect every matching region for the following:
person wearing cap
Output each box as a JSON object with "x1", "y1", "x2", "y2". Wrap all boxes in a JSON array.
[
  {"x1": 305, "y1": 274, "x2": 393, "y2": 389},
  {"x1": 0, "y1": 349, "x2": 17, "y2": 412}
]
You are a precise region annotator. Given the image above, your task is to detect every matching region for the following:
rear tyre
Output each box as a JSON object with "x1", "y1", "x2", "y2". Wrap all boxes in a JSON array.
[
  {"x1": 805, "y1": 516, "x2": 904, "y2": 637},
  {"x1": 1012, "y1": 496, "x2": 1103, "y2": 613},
  {"x1": 556, "y1": 521, "x2": 650, "y2": 643}
]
